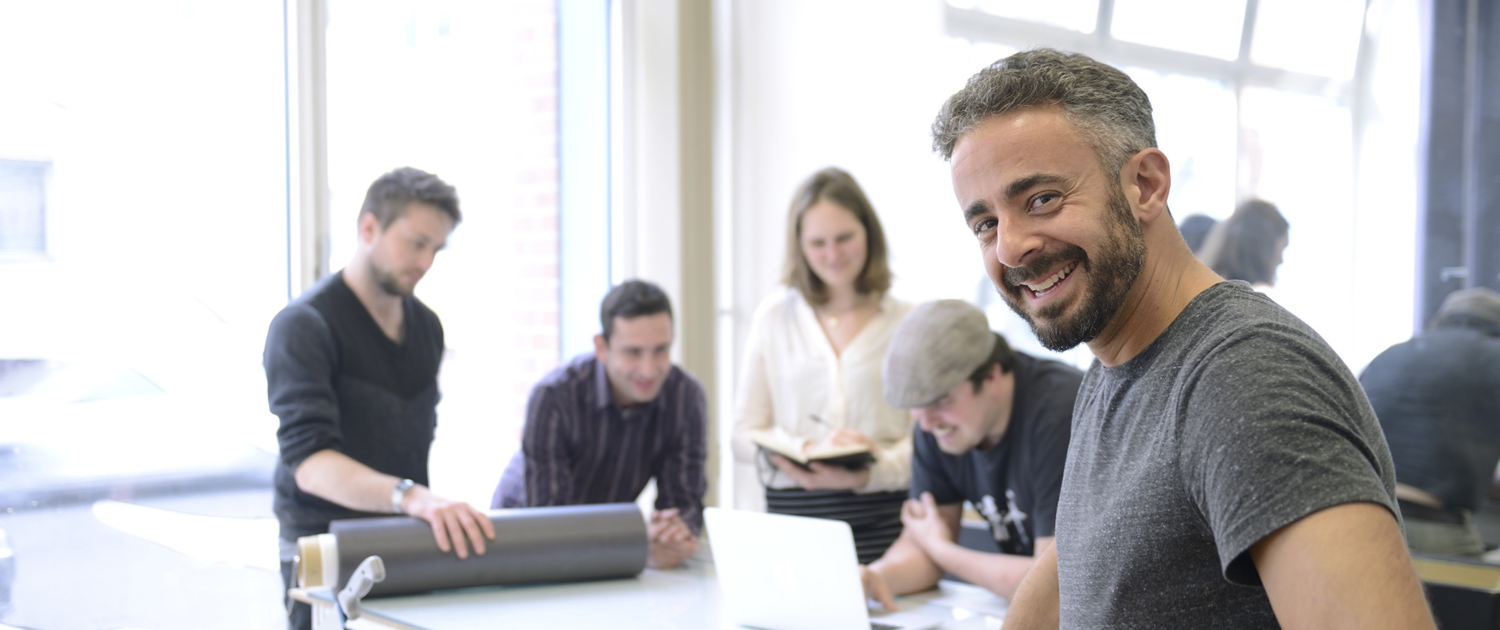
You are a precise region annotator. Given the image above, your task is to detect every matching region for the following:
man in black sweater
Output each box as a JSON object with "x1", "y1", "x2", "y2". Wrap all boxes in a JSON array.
[{"x1": 264, "y1": 167, "x2": 494, "y2": 630}]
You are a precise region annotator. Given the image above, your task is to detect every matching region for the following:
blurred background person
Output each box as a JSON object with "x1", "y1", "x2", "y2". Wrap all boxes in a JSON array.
[
  {"x1": 1361, "y1": 288, "x2": 1500, "y2": 558},
  {"x1": 1177, "y1": 213, "x2": 1218, "y2": 254},
  {"x1": 731, "y1": 167, "x2": 914, "y2": 563},
  {"x1": 1197, "y1": 199, "x2": 1289, "y2": 293}
]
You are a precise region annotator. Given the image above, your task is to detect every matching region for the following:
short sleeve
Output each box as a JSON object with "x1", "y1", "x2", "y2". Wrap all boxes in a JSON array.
[
  {"x1": 1178, "y1": 325, "x2": 1395, "y2": 586},
  {"x1": 264, "y1": 304, "x2": 344, "y2": 469},
  {"x1": 910, "y1": 426, "x2": 962, "y2": 504}
]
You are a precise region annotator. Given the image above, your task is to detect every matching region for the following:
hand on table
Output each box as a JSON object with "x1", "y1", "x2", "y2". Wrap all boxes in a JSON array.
[
  {"x1": 647, "y1": 508, "x2": 699, "y2": 569},
  {"x1": 767, "y1": 453, "x2": 872, "y2": 491},
  {"x1": 859, "y1": 565, "x2": 899, "y2": 612},
  {"x1": 900, "y1": 492, "x2": 954, "y2": 553},
  {"x1": 402, "y1": 485, "x2": 496, "y2": 559}
]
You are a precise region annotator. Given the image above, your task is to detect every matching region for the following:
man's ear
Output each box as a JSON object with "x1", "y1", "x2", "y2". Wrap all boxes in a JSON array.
[
  {"x1": 1121, "y1": 148, "x2": 1171, "y2": 224},
  {"x1": 593, "y1": 333, "x2": 608, "y2": 361},
  {"x1": 358, "y1": 212, "x2": 381, "y2": 245},
  {"x1": 988, "y1": 362, "x2": 1005, "y2": 385}
]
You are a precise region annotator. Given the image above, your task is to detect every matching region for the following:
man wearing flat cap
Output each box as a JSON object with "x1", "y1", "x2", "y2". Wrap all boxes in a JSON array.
[
  {"x1": 1361, "y1": 287, "x2": 1500, "y2": 558},
  {"x1": 859, "y1": 299, "x2": 1081, "y2": 609}
]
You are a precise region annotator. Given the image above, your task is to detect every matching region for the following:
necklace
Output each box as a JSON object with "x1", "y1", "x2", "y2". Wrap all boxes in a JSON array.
[{"x1": 821, "y1": 301, "x2": 868, "y2": 329}]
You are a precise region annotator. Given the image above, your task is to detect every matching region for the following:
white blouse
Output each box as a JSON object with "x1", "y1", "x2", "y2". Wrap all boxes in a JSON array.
[{"x1": 732, "y1": 288, "x2": 915, "y2": 492}]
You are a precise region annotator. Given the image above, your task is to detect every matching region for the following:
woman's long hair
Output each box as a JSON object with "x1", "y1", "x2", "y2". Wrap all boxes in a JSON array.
[
  {"x1": 781, "y1": 167, "x2": 893, "y2": 305},
  {"x1": 1197, "y1": 199, "x2": 1289, "y2": 286}
]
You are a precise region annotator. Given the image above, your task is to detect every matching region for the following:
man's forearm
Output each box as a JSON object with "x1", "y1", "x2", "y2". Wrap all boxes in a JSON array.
[
  {"x1": 868, "y1": 534, "x2": 945, "y2": 596},
  {"x1": 1003, "y1": 542, "x2": 1060, "y2": 630},
  {"x1": 294, "y1": 449, "x2": 403, "y2": 513},
  {"x1": 923, "y1": 536, "x2": 1050, "y2": 599}
]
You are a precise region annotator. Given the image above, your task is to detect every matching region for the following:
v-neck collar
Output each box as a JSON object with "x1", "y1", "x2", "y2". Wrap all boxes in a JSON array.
[
  {"x1": 336, "y1": 270, "x2": 409, "y2": 350},
  {"x1": 794, "y1": 290, "x2": 890, "y2": 361}
]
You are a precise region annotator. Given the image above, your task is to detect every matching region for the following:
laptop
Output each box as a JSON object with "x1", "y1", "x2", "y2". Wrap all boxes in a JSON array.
[{"x1": 704, "y1": 507, "x2": 942, "y2": 630}]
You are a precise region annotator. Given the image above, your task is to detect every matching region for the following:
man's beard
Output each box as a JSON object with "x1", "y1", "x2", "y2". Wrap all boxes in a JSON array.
[
  {"x1": 369, "y1": 259, "x2": 414, "y2": 297},
  {"x1": 996, "y1": 186, "x2": 1145, "y2": 351}
]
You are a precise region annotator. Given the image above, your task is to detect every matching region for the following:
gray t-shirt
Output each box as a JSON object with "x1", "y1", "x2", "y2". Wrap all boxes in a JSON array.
[{"x1": 1057, "y1": 281, "x2": 1398, "y2": 629}]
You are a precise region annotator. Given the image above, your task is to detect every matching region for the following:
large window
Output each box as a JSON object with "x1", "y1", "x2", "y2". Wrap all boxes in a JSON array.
[
  {"x1": 945, "y1": 0, "x2": 1420, "y2": 372},
  {"x1": 324, "y1": 0, "x2": 561, "y2": 508},
  {"x1": 0, "y1": 2, "x2": 289, "y2": 627},
  {"x1": 0, "y1": 1, "x2": 561, "y2": 627}
]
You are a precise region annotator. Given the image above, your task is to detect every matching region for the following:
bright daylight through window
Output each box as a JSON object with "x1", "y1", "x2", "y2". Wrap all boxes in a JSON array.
[{"x1": 0, "y1": 1, "x2": 560, "y2": 627}]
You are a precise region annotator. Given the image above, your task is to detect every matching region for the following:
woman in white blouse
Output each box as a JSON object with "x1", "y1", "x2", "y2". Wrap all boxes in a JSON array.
[{"x1": 731, "y1": 167, "x2": 913, "y2": 564}]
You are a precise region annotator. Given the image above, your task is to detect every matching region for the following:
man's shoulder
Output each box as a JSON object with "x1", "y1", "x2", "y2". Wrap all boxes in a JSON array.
[
  {"x1": 1150, "y1": 281, "x2": 1333, "y2": 372},
  {"x1": 1195, "y1": 281, "x2": 1310, "y2": 335},
  {"x1": 267, "y1": 296, "x2": 332, "y2": 347},
  {"x1": 274, "y1": 272, "x2": 359, "y2": 333},
  {"x1": 533, "y1": 354, "x2": 597, "y2": 393}
]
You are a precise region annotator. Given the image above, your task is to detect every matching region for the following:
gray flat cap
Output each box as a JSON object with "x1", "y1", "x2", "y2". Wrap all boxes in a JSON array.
[{"x1": 882, "y1": 300, "x2": 997, "y2": 408}]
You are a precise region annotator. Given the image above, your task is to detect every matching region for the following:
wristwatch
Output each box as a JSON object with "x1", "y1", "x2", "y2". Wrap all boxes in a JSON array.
[{"x1": 391, "y1": 478, "x2": 415, "y2": 514}]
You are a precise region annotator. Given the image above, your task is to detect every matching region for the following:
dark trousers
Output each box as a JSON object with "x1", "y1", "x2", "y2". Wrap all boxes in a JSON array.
[
  {"x1": 280, "y1": 559, "x2": 313, "y2": 630},
  {"x1": 764, "y1": 487, "x2": 906, "y2": 564}
]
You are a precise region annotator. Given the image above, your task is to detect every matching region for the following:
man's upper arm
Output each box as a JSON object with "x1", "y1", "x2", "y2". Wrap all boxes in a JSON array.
[
  {"x1": 1252, "y1": 501, "x2": 1434, "y2": 630},
  {"x1": 522, "y1": 385, "x2": 575, "y2": 507},
  {"x1": 655, "y1": 375, "x2": 709, "y2": 533},
  {"x1": 1179, "y1": 326, "x2": 1397, "y2": 585},
  {"x1": 265, "y1": 304, "x2": 342, "y2": 470}
]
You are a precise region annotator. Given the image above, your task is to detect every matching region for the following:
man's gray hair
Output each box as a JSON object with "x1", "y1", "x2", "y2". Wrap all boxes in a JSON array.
[{"x1": 932, "y1": 48, "x2": 1157, "y2": 183}]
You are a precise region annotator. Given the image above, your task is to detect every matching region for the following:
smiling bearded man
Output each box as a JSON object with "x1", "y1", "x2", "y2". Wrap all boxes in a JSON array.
[{"x1": 933, "y1": 48, "x2": 1434, "y2": 630}]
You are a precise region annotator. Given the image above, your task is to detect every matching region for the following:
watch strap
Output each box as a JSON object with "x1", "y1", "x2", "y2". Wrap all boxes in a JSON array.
[{"x1": 391, "y1": 478, "x2": 415, "y2": 514}]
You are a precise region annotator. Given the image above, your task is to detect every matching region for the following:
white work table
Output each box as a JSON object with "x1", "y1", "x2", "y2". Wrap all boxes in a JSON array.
[{"x1": 291, "y1": 551, "x2": 1010, "y2": 630}]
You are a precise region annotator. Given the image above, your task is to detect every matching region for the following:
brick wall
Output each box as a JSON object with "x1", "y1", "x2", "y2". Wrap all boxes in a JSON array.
[{"x1": 505, "y1": 0, "x2": 561, "y2": 422}]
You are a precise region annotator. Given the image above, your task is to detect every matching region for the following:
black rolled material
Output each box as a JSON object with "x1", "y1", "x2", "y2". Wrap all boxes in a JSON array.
[{"x1": 329, "y1": 503, "x2": 649, "y2": 597}]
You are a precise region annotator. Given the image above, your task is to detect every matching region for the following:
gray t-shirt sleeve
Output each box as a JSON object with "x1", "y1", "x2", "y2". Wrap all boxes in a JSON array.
[{"x1": 1178, "y1": 325, "x2": 1396, "y2": 586}]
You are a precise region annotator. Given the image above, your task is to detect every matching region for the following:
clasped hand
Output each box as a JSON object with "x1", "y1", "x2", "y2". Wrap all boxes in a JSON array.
[
  {"x1": 647, "y1": 508, "x2": 699, "y2": 569},
  {"x1": 901, "y1": 491, "x2": 954, "y2": 551}
]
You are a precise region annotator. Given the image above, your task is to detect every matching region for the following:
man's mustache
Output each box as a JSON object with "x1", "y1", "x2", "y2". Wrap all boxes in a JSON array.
[{"x1": 1001, "y1": 245, "x2": 1088, "y2": 288}]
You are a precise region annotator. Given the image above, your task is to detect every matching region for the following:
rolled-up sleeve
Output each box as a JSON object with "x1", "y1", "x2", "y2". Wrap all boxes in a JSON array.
[{"x1": 265, "y1": 304, "x2": 343, "y2": 470}]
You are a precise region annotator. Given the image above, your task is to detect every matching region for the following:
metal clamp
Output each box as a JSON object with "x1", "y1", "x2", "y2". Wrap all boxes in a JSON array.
[{"x1": 337, "y1": 555, "x2": 386, "y2": 626}]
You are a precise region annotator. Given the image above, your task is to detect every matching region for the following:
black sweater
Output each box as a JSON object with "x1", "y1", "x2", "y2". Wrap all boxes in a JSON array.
[{"x1": 263, "y1": 271, "x2": 444, "y2": 541}]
